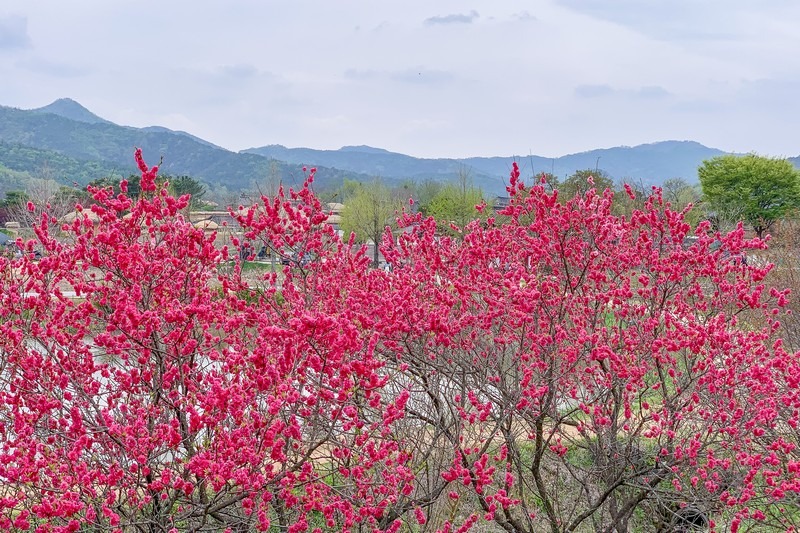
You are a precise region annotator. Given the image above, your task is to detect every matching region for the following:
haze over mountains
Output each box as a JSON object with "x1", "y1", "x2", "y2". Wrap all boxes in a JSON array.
[
  {"x1": 0, "y1": 98, "x2": 797, "y2": 199},
  {"x1": 243, "y1": 141, "x2": 729, "y2": 192}
]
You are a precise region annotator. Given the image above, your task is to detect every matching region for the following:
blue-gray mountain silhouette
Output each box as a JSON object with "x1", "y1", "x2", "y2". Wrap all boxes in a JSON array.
[{"x1": 1, "y1": 98, "x2": 796, "y2": 197}]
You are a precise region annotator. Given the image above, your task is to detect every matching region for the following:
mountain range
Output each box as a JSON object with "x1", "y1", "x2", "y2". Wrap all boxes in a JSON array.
[
  {"x1": 1, "y1": 98, "x2": 797, "y2": 199},
  {"x1": 243, "y1": 141, "x2": 732, "y2": 193}
]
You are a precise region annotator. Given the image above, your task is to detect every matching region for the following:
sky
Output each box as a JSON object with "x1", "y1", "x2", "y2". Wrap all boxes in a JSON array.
[{"x1": 0, "y1": 0, "x2": 798, "y2": 159}]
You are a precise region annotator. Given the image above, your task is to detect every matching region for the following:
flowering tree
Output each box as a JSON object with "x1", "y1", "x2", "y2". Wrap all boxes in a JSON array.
[
  {"x1": 0, "y1": 151, "x2": 416, "y2": 532},
  {"x1": 371, "y1": 166, "x2": 800, "y2": 532},
  {"x1": 0, "y1": 152, "x2": 799, "y2": 532}
]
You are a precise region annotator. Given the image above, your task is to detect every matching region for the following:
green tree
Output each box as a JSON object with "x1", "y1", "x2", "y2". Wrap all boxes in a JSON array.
[
  {"x1": 560, "y1": 169, "x2": 615, "y2": 201},
  {"x1": 0, "y1": 190, "x2": 30, "y2": 209},
  {"x1": 0, "y1": 190, "x2": 28, "y2": 225},
  {"x1": 264, "y1": 159, "x2": 282, "y2": 198},
  {"x1": 425, "y1": 169, "x2": 487, "y2": 232},
  {"x1": 168, "y1": 175, "x2": 207, "y2": 210},
  {"x1": 340, "y1": 179, "x2": 402, "y2": 267},
  {"x1": 338, "y1": 178, "x2": 365, "y2": 203},
  {"x1": 535, "y1": 171, "x2": 560, "y2": 193},
  {"x1": 403, "y1": 178, "x2": 444, "y2": 217},
  {"x1": 1, "y1": 184, "x2": 83, "y2": 228},
  {"x1": 698, "y1": 154, "x2": 800, "y2": 238},
  {"x1": 662, "y1": 177, "x2": 699, "y2": 211},
  {"x1": 88, "y1": 174, "x2": 206, "y2": 210},
  {"x1": 611, "y1": 179, "x2": 649, "y2": 218},
  {"x1": 427, "y1": 185, "x2": 486, "y2": 230},
  {"x1": 89, "y1": 175, "x2": 140, "y2": 197},
  {"x1": 660, "y1": 177, "x2": 705, "y2": 228}
]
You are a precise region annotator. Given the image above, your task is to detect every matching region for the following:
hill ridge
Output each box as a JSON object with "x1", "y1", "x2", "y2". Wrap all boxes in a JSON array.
[
  {"x1": 30, "y1": 98, "x2": 112, "y2": 125},
  {"x1": 0, "y1": 98, "x2": 797, "y2": 198}
]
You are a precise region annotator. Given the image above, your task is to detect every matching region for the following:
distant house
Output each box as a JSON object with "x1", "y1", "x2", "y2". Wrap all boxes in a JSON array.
[
  {"x1": 187, "y1": 203, "x2": 347, "y2": 254},
  {"x1": 493, "y1": 196, "x2": 512, "y2": 212},
  {"x1": 325, "y1": 202, "x2": 344, "y2": 232},
  {"x1": 60, "y1": 210, "x2": 101, "y2": 224},
  {"x1": 188, "y1": 210, "x2": 239, "y2": 229},
  {"x1": 193, "y1": 219, "x2": 219, "y2": 231}
]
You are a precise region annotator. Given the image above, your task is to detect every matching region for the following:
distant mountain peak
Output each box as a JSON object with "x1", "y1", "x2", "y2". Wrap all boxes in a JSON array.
[
  {"x1": 31, "y1": 98, "x2": 111, "y2": 125},
  {"x1": 339, "y1": 145, "x2": 392, "y2": 154}
]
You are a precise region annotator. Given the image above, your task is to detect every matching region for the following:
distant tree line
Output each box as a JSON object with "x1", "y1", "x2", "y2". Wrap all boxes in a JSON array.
[
  {"x1": 0, "y1": 174, "x2": 208, "y2": 227},
  {"x1": 4, "y1": 153, "x2": 798, "y2": 247},
  {"x1": 333, "y1": 167, "x2": 703, "y2": 267}
]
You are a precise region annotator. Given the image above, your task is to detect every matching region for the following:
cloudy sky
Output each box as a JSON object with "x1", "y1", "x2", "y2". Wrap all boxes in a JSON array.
[{"x1": 0, "y1": 0, "x2": 798, "y2": 158}]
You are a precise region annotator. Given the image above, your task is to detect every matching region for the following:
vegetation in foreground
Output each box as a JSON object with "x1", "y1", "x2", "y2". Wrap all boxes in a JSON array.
[{"x1": 0, "y1": 150, "x2": 799, "y2": 532}]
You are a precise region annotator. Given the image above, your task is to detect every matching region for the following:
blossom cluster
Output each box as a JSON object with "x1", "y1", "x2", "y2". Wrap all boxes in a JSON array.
[{"x1": 0, "y1": 154, "x2": 796, "y2": 532}]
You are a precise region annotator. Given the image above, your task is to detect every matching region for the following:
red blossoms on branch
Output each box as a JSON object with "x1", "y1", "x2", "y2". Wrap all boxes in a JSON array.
[{"x1": 0, "y1": 153, "x2": 797, "y2": 532}]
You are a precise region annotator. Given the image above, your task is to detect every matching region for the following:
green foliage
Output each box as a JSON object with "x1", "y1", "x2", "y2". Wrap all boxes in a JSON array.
[
  {"x1": 0, "y1": 106, "x2": 372, "y2": 194},
  {"x1": 0, "y1": 164, "x2": 36, "y2": 197},
  {"x1": 88, "y1": 174, "x2": 207, "y2": 209},
  {"x1": 0, "y1": 142, "x2": 130, "y2": 197},
  {"x1": 560, "y1": 169, "x2": 615, "y2": 200},
  {"x1": 698, "y1": 154, "x2": 800, "y2": 237},
  {"x1": 338, "y1": 178, "x2": 364, "y2": 203},
  {"x1": 340, "y1": 179, "x2": 402, "y2": 266},
  {"x1": 31, "y1": 98, "x2": 110, "y2": 125},
  {"x1": 389, "y1": 178, "x2": 450, "y2": 219},
  {"x1": 240, "y1": 260, "x2": 277, "y2": 273},
  {"x1": 0, "y1": 190, "x2": 30, "y2": 208},
  {"x1": 611, "y1": 180, "x2": 649, "y2": 218},
  {"x1": 534, "y1": 171, "x2": 560, "y2": 192},
  {"x1": 662, "y1": 177, "x2": 704, "y2": 227},
  {"x1": 419, "y1": 169, "x2": 488, "y2": 235},
  {"x1": 426, "y1": 182, "x2": 487, "y2": 230},
  {"x1": 661, "y1": 177, "x2": 698, "y2": 210},
  {"x1": 89, "y1": 175, "x2": 139, "y2": 198},
  {"x1": 167, "y1": 175, "x2": 207, "y2": 210}
]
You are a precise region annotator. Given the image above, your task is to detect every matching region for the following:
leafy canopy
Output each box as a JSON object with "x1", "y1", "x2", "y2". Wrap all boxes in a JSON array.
[
  {"x1": 339, "y1": 178, "x2": 402, "y2": 265},
  {"x1": 559, "y1": 168, "x2": 615, "y2": 201},
  {"x1": 699, "y1": 153, "x2": 800, "y2": 237},
  {"x1": 425, "y1": 186, "x2": 487, "y2": 234}
]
